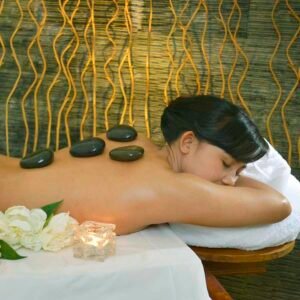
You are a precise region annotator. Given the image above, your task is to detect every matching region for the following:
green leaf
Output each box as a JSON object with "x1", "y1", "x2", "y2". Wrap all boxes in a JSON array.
[
  {"x1": 43, "y1": 212, "x2": 53, "y2": 228},
  {"x1": 41, "y1": 199, "x2": 64, "y2": 219},
  {"x1": 0, "y1": 240, "x2": 26, "y2": 260}
]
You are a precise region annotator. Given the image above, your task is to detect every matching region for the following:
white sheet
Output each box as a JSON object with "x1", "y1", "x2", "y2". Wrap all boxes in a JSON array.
[{"x1": 0, "y1": 224, "x2": 211, "y2": 300}]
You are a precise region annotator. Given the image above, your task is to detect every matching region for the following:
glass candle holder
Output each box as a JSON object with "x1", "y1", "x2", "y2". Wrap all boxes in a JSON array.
[{"x1": 73, "y1": 221, "x2": 116, "y2": 261}]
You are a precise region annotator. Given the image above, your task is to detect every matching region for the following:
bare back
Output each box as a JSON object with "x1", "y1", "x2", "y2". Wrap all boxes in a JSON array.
[
  {"x1": 0, "y1": 133, "x2": 290, "y2": 234},
  {"x1": 0, "y1": 134, "x2": 174, "y2": 234}
]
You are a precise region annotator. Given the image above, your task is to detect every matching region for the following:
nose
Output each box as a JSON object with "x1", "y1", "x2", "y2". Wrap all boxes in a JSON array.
[{"x1": 221, "y1": 173, "x2": 238, "y2": 186}]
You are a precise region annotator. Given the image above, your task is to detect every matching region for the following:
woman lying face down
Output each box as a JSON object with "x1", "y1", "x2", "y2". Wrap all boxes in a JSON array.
[{"x1": 0, "y1": 95, "x2": 291, "y2": 235}]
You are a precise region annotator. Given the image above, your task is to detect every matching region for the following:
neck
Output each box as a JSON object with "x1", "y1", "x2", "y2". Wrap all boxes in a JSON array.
[{"x1": 159, "y1": 143, "x2": 181, "y2": 172}]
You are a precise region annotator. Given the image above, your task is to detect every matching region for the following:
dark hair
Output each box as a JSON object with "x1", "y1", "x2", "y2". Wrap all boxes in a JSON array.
[{"x1": 160, "y1": 95, "x2": 268, "y2": 163}]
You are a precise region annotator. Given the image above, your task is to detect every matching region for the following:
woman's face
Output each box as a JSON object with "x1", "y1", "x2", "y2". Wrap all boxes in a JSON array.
[{"x1": 175, "y1": 132, "x2": 246, "y2": 186}]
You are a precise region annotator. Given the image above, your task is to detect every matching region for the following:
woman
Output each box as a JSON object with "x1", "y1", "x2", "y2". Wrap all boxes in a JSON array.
[{"x1": 0, "y1": 95, "x2": 291, "y2": 235}]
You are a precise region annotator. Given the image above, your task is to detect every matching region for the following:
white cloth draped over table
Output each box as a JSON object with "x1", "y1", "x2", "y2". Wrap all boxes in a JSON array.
[{"x1": 0, "y1": 224, "x2": 211, "y2": 300}]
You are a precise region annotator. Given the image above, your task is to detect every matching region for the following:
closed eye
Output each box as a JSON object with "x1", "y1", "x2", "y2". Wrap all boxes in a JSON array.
[{"x1": 222, "y1": 161, "x2": 230, "y2": 168}]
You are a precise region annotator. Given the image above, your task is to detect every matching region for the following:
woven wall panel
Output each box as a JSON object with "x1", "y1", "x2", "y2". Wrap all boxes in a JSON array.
[{"x1": 0, "y1": 0, "x2": 299, "y2": 177}]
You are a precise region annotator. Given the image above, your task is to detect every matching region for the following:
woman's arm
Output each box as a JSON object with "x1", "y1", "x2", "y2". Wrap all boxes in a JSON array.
[{"x1": 157, "y1": 173, "x2": 291, "y2": 227}]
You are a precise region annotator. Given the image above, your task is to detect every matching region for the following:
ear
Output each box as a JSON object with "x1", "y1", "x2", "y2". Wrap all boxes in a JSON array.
[{"x1": 178, "y1": 131, "x2": 196, "y2": 154}]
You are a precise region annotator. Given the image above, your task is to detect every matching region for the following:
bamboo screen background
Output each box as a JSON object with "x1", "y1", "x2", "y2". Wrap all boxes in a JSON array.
[{"x1": 0, "y1": 0, "x2": 299, "y2": 178}]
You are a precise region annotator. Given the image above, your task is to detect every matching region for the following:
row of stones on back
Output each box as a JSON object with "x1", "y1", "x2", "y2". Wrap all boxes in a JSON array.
[{"x1": 20, "y1": 125, "x2": 144, "y2": 169}]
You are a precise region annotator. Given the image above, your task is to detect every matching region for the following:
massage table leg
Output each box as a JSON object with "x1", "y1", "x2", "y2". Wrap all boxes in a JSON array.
[{"x1": 205, "y1": 269, "x2": 233, "y2": 300}]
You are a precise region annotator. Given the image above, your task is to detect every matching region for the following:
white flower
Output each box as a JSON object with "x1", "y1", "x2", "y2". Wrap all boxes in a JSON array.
[
  {"x1": 41, "y1": 212, "x2": 78, "y2": 252},
  {"x1": 4, "y1": 206, "x2": 47, "y2": 250},
  {"x1": 0, "y1": 212, "x2": 9, "y2": 239},
  {"x1": 20, "y1": 233, "x2": 42, "y2": 251},
  {"x1": 28, "y1": 209, "x2": 47, "y2": 233},
  {"x1": 5, "y1": 206, "x2": 47, "y2": 232},
  {"x1": 1, "y1": 209, "x2": 22, "y2": 249},
  {"x1": 5, "y1": 206, "x2": 32, "y2": 233}
]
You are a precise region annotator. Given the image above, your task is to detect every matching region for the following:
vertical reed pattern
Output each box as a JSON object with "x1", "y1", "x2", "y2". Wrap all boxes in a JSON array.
[
  {"x1": 80, "y1": 0, "x2": 93, "y2": 139},
  {"x1": 218, "y1": 0, "x2": 227, "y2": 98},
  {"x1": 226, "y1": 1, "x2": 239, "y2": 104},
  {"x1": 103, "y1": 0, "x2": 119, "y2": 131},
  {"x1": 90, "y1": 0, "x2": 97, "y2": 136},
  {"x1": 21, "y1": 0, "x2": 39, "y2": 157},
  {"x1": 164, "y1": 0, "x2": 177, "y2": 105},
  {"x1": 21, "y1": 0, "x2": 47, "y2": 156},
  {"x1": 175, "y1": 0, "x2": 190, "y2": 97},
  {"x1": 234, "y1": 0, "x2": 251, "y2": 116},
  {"x1": 45, "y1": 0, "x2": 65, "y2": 149},
  {"x1": 64, "y1": 0, "x2": 80, "y2": 146},
  {"x1": 32, "y1": 0, "x2": 47, "y2": 152},
  {"x1": 118, "y1": 0, "x2": 131, "y2": 125},
  {"x1": 144, "y1": 0, "x2": 152, "y2": 138},
  {"x1": 54, "y1": 0, "x2": 81, "y2": 149},
  {"x1": 175, "y1": 0, "x2": 201, "y2": 96},
  {"x1": 124, "y1": 0, "x2": 135, "y2": 126},
  {"x1": 5, "y1": 0, "x2": 23, "y2": 156},
  {"x1": 201, "y1": 0, "x2": 210, "y2": 95},
  {"x1": 0, "y1": 0, "x2": 5, "y2": 67},
  {"x1": 50, "y1": 0, "x2": 68, "y2": 151},
  {"x1": 281, "y1": 0, "x2": 299, "y2": 164},
  {"x1": 266, "y1": 0, "x2": 282, "y2": 146}
]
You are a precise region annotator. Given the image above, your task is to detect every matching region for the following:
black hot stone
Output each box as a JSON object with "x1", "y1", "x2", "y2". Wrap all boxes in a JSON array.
[
  {"x1": 109, "y1": 145, "x2": 144, "y2": 162},
  {"x1": 70, "y1": 137, "x2": 105, "y2": 157},
  {"x1": 106, "y1": 125, "x2": 137, "y2": 142},
  {"x1": 20, "y1": 149, "x2": 54, "y2": 169}
]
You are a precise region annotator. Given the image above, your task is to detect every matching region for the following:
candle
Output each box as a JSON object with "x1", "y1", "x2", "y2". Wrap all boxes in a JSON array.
[{"x1": 73, "y1": 221, "x2": 116, "y2": 261}]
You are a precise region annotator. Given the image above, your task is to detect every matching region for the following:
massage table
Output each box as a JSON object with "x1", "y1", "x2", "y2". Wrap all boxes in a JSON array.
[
  {"x1": 190, "y1": 241, "x2": 295, "y2": 300},
  {"x1": 0, "y1": 224, "x2": 211, "y2": 300},
  {"x1": 191, "y1": 240, "x2": 295, "y2": 276}
]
